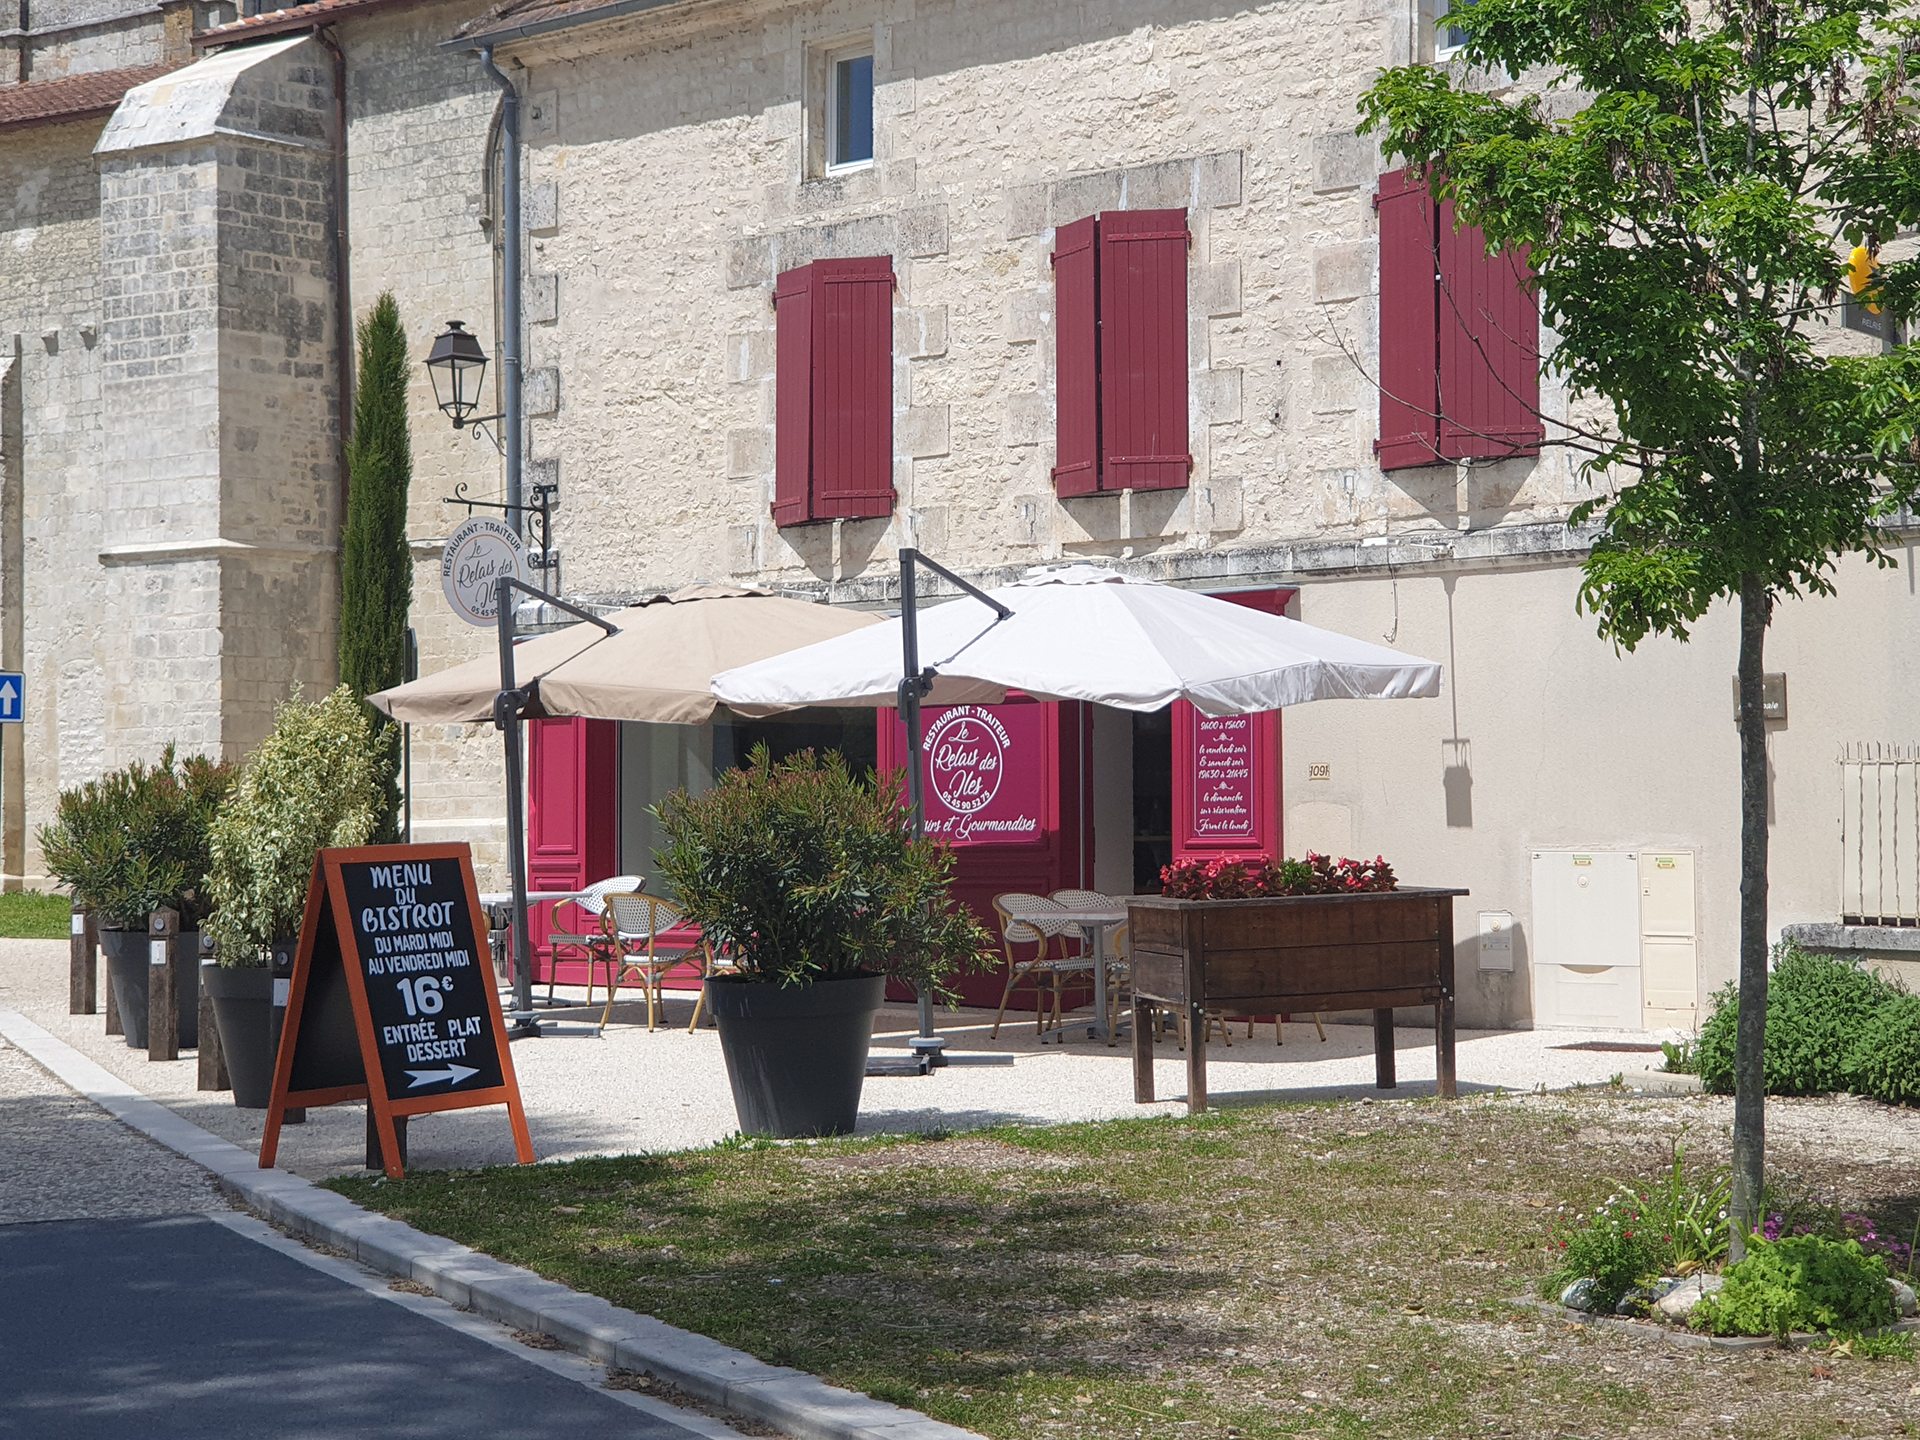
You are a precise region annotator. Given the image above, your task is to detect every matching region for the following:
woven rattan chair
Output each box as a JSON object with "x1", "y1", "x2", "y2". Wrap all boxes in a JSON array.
[
  {"x1": 1050, "y1": 889, "x2": 1132, "y2": 1043},
  {"x1": 545, "y1": 874, "x2": 643, "y2": 1005},
  {"x1": 595, "y1": 893, "x2": 710, "y2": 1034},
  {"x1": 989, "y1": 893, "x2": 1094, "y2": 1038}
]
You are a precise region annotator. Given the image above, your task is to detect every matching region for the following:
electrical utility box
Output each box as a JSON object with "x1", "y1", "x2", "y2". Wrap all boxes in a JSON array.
[{"x1": 1529, "y1": 849, "x2": 1698, "y2": 1031}]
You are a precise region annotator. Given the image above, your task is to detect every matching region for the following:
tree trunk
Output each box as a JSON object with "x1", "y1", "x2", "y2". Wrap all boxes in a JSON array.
[{"x1": 1727, "y1": 572, "x2": 1771, "y2": 1263}]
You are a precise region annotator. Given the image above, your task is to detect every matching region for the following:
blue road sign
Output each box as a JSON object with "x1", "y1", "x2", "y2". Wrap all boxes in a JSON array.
[{"x1": 0, "y1": 672, "x2": 19, "y2": 724}]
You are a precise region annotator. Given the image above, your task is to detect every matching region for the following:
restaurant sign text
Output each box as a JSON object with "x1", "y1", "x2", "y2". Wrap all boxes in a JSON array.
[{"x1": 921, "y1": 704, "x2": 1044, "y2": 846}]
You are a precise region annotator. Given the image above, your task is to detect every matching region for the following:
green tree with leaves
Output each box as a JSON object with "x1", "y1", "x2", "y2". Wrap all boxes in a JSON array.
[
  {"x1": 1362, "y1": 0, "x2": 1920, "y2": 1257},
  {"x1": 338, "y1": 291, "x2": 413, "y2": 842}
]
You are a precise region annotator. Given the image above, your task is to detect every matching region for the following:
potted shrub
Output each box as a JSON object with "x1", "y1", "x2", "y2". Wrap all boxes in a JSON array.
[
  {"x1": 654, "y1": 746, "x2": 989, "y2": 1138},
  {"x1": 204, "y1": 686, "x2": 390, "y2": 1107},
  {"x1": 37, "y1": 746, "x2": 235, "y2": 1050}
]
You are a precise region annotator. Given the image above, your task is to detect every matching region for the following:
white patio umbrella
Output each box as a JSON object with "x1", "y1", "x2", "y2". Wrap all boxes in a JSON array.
[
  {"x1": 712, "y1": 562, "x2": 1441, "y2": 715},
  {"x1": 712, "y1": 553, "x2": 1441, "y2": 1065}
]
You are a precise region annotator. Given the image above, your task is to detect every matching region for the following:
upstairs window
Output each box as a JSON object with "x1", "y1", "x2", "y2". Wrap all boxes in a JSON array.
[
  {"x1": 1434, "y1": 0, "x2": 1474, "y2": 58},
  {"x1": 773, "y1": 257, "x2": 895, "y2": 527},
  {"x1": 1051, "y1": 209, "x2": 1192, "y2": 497},
  {"x1": 1375, "y1": 167, "x2": 1541, "y2": 471},
  {"x1": 827, "y1": 47, "x2": 874, "y2": 171}
]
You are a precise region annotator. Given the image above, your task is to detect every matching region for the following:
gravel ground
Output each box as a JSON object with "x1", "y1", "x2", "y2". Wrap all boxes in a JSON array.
[
  {"x1": 0, "y1": 1035, "x2": 223, "y2": 1224},
  {"x1": 0, "y1": 937, "x2": 1644, "y2": 1180}
]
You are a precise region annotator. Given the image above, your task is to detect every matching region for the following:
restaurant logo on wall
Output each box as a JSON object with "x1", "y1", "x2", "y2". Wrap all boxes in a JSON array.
[
  {"x1": 921, "y1": 705, "x2": 1042, "y2": 845},
  {"x1": 1192, "y1": 714, "x2": 1257, "y2": 839},
  {"x1": 440, "y1": 515, "x2": 525, "y2": 627}
]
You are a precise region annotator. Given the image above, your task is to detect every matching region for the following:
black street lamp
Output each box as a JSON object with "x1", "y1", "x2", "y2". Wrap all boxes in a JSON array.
[{"x1": 425, "y1": 320, "x2": 500, "y2": 433}]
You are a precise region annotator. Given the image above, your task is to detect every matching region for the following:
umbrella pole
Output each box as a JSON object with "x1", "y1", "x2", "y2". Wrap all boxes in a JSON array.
[
  {"x1": 496, "y1": 576, "x2": 539, "y2": 1037},
  {"x1": 898, "y1": 552, "x2": 944, "y2": 1070},
  {"x1": 892, "y1": 548, "x2": 1012, "y2": 1074},
  {"x1": 489, "y1": 576, "x2": 620, "y2": 1039}
]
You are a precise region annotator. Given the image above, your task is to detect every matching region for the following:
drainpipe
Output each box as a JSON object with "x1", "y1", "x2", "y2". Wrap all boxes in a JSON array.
[
  {"x1": 478, "y1": 44, "x2": 523, "y2": 523},
  {"x1": 316, "y1": 26, "x2": 353, "y2": 523}
]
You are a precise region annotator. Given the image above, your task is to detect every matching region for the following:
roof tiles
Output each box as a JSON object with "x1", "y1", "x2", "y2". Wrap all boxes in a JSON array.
[{"x1": 0, "y1": 63, "x2": 180, "y2": 131}]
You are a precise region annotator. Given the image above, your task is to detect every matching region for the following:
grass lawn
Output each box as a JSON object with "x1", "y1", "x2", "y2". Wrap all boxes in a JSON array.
[
  {"x1": 0, "y1": 891, "x2": 70, "y2": 940},
  {"x1": 332, "y1": 1091, "x2": 1920, "y2": 1440}
]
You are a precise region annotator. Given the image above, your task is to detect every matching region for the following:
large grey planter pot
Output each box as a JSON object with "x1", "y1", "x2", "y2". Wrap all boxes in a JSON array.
[
  {"x1": 705, "y1": 972, "x2": 885, "y2": 1139},
  {"x1": 204, "y1": 963, "x2": 274, "y2": 1109},
  {"x1": 101, "y1": 927, "x2": 199, "y2": 1051}
]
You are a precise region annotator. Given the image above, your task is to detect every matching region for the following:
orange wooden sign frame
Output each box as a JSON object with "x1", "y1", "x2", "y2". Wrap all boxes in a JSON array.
[{"x1": 260, "y1": 843, "x2": 534, "y2": 1179}]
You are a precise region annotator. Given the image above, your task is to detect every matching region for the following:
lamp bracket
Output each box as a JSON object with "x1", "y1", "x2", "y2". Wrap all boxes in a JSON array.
[{"x1": 442, "y1": 481, "x2": 560, "y2": 573}]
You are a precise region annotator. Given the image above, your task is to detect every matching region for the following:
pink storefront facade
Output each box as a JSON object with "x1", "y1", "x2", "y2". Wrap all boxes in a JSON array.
[{"x1": 523, "y1": 587, "x2": 1293, "y2": 1010}]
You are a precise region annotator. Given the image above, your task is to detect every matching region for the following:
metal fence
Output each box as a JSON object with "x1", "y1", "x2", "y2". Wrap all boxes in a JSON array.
[{"x1": 1841, "y1": 743, "x2": 1920, "y2": 926}]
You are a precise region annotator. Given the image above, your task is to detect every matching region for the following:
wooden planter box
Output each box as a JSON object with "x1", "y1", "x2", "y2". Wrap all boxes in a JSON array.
[{"x1": 1127, "y1": 887, "x2": 1467, "y2": 1113}]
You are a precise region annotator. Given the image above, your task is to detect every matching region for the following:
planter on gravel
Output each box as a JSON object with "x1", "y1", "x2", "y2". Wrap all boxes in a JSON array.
[
  {"x1": 705, "y1": 972, "x2": 886, "y2": 1138},
  {"x1": 101, "y1": 926, "x2": 199, "y2": 1051},
  {"x1": 204, "y1": 961, "x2": 275, "y2": 1108}
]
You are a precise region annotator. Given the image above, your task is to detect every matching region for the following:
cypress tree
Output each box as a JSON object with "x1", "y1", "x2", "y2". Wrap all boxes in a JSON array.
[{"x1": 337, "y1": 291, "x2": 412, "y2": 842}]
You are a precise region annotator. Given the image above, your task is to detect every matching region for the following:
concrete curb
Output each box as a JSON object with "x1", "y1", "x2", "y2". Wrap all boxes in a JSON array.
[
  {"x1": 0, "y1": 1007, "x2": 983, "y2": 1440},
  {"x1": 1627, "y1": 1067, "x2": 1704, "y2": 1095}
]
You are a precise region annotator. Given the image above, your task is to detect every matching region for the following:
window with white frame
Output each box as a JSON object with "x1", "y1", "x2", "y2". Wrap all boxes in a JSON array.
[
  {"x1": 827, "y1": 46, "x2": 874, "y2": 170},
  {"x1": 1434, "y1": 0, "x2": 1474, "y2": 57}
]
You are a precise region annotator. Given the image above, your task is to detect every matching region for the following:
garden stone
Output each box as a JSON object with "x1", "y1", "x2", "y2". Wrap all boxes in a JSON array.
[
  {"x1": 1890, "y1": 1279, "x2": 1917, "y2": 1317},
  {"x1": 1654, "y1": 1274, "x2": 1724, "y2": 1322},
  {"x1": 1613, "y1": 1287, "x2": 1654, "y2": 1315},
  {"x1": 1560, "y1": 1278, "x2": 1599, "y2": 1312}
]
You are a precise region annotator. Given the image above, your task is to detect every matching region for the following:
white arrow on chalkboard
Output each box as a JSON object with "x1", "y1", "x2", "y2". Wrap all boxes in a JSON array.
[{"x1": 405, "y1": 1063, "x2": 480, "y2": 1090}]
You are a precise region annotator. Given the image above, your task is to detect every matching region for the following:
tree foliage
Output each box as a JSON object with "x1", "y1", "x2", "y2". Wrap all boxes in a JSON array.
[
  {"x1": 1361, "y1": 0, "x2": 1920, "y2": 644},
  {"x1": 1361, "y1": 0, "x2": 1920, "y2": 1253},
  {"x1": 338, "y1": 291, "x2": 413, "y2": 841}
]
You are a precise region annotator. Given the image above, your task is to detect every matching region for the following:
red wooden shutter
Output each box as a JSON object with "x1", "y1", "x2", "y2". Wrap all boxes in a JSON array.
[
  {"x1": 1437, "y1": 201, "x2": 1542, "y2": 460},
  {"x1": 1375, "y1": 167, "x2": 1441, "y2": 471},
  {"x1": 810, "y1": 256, "x2": 895, "y2": 521},
  {"x1": 1051, "y1": 216, "x2": 1100, "y2": 497},
  {"x1": 1098, "y1": 208, "x2": 1190, "y2": 491},
  {"x1": 772, "y1": 264, "x2": 815, "y2": 526},
  {"x1": 525, "y1": 716, "x2": 619, "y2": 981}
]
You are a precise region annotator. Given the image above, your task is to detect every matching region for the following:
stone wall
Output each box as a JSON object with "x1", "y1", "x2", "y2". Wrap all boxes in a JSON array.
[
  {"x1": 340, "y1": 0, "x2": 515, "y2": 878},
  {"x1": 0, "y1": 117, "x2": 113, "y2": 887},
  {"x1": 499, "y1": 0, "x2": 1589, "y2": 600},
  {"x1": 94, "y1": 35, "x2": 340, "y2": 769}
]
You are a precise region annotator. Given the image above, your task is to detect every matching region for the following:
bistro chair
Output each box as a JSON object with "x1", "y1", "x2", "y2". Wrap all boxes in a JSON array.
[
  {"x1": 989, "y1": 893, "x2": 1093, "y2": 1038},
  {"x1": 545, "y1": 874, "x2": 643, "y2": 1005},
  {"x1": 1245, "y1": 1011, "x2": 1329, "y2": 1044},
  {"x1": 596, "y1": 892, "x2": 711, "y2": 1034},
  {"x1": 1051, "y1": 890, "x2": 1132, "y2": 1045}
]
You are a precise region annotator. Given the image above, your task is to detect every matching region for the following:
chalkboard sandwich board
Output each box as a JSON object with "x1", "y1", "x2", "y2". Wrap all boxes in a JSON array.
[{"x1": 259, "y1": 843, "x2": 534, "y2": 1179}]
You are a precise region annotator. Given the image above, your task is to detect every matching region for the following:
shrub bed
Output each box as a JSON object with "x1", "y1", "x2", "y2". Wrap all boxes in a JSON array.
[{"x1": 1695, "y1": 945, "x2": 1916, "y2": 1106}]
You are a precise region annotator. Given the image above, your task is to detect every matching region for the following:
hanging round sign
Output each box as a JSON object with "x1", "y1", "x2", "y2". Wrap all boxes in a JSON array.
[{"x1": 440, "y1": 516, "x2": 525, "y2": 627}]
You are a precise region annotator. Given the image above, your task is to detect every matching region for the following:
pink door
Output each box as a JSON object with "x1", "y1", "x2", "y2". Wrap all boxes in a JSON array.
[
  {"x1": 878, "y1": 699, "x2": 1091, "y2": 1009},
  {"x1": 1169, "y1": 588, "x2": 1296, "y2": 865},
  {"x1": 525, "y1": 716, "x2": 619, "y2": 984}
]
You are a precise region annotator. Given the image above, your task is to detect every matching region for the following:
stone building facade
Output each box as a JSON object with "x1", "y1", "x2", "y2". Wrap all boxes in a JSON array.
[
  {"x1": 0, "y1": 0, "x2": 507, "y2": 885},
  {"x1": 4, "y1": 0, "x2": 1916, "y2": 1029}
]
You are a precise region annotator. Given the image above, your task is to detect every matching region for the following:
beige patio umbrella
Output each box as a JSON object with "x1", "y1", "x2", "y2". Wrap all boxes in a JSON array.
[
  {"x1": 370, "y1": 581, "x2": 880, "y2": 1037},
  {"x1": 369, "y1": 584, "x2": 879, "y2": 726}
]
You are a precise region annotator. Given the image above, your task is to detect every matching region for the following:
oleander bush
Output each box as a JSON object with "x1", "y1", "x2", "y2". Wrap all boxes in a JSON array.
[
  {"x1": 36, "y1": 746, "x2": 236, "y2": 930},
  {"x1": 653, "y1": 745, "x2": 991, "y2": 994}
]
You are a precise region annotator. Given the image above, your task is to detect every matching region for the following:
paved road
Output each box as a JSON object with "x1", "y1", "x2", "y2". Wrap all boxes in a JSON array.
[{"x1": 0, "y1": 1038, "x2": 735, "y2": 1440}]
